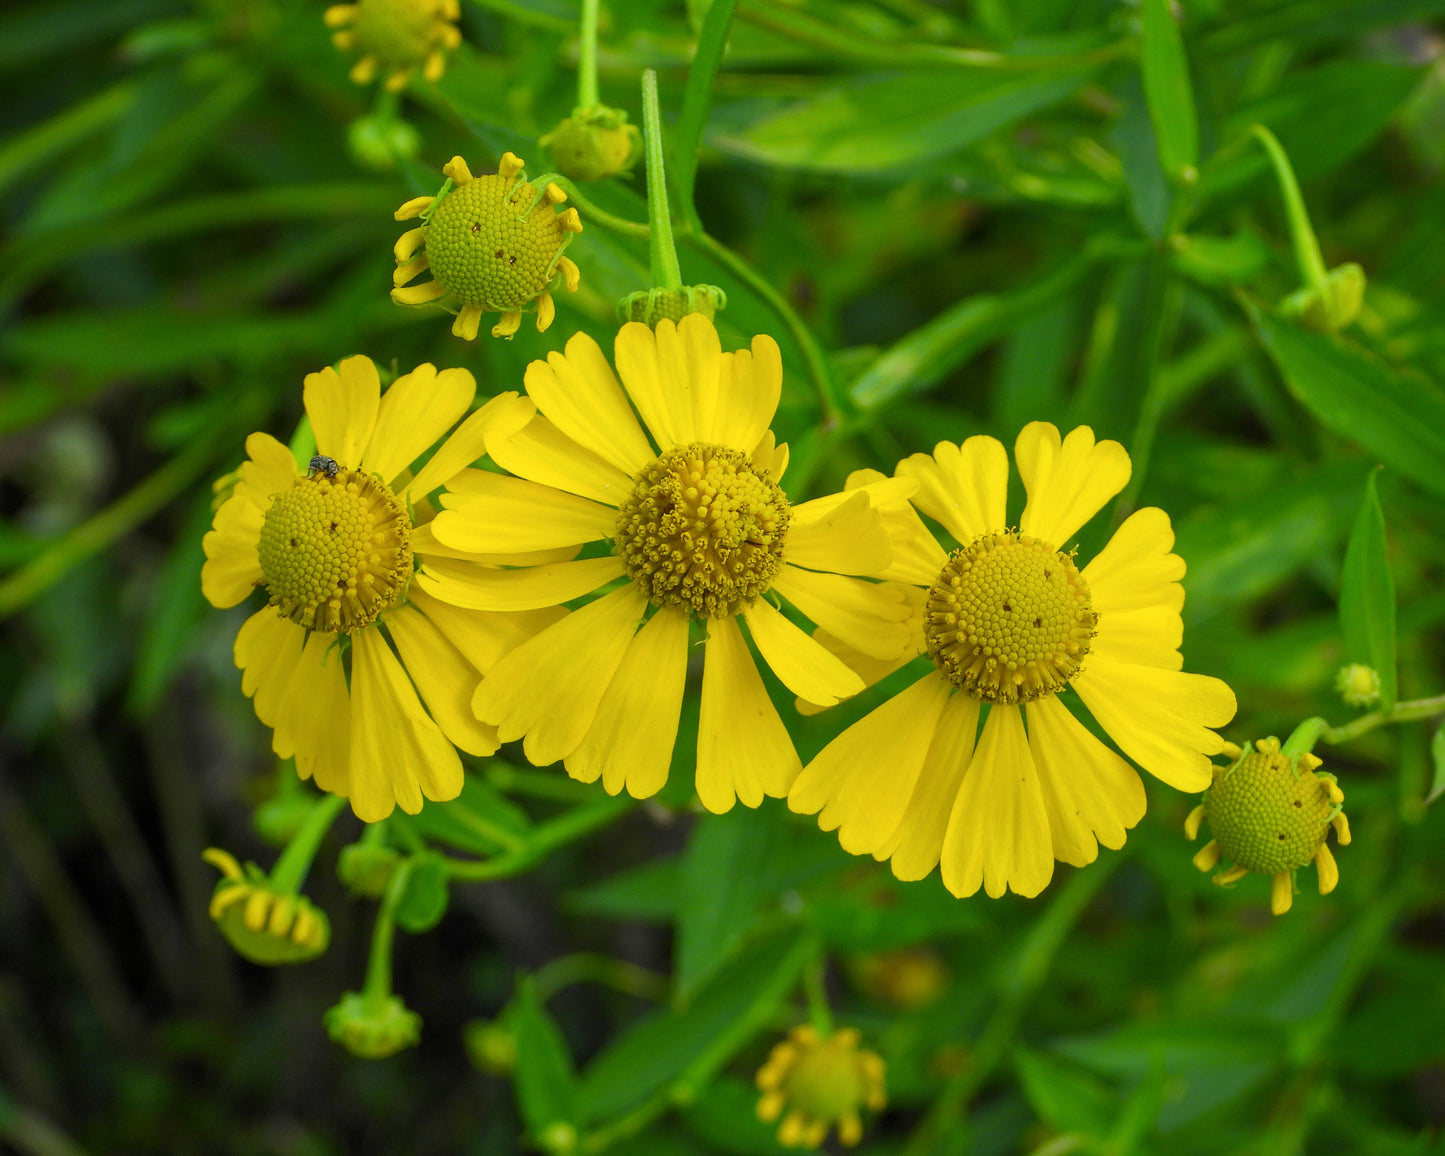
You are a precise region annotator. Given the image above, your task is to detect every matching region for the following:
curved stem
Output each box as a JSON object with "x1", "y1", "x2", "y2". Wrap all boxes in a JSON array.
[
  {"x1": 444, "y1": 795, "x2": 633, "y2": 881},
  {"x1": 362, "y1": 856, "x2": 413, "y2": 1006},
  {"x1": 1251, "y1": 124, "x2": 1329, "y2": 298},
  {"x1": 548, "y1": 175, "x2": 651, "y2": 238},
  {"x1": 270, "y1": 793, "x2": 347, "y2": 894},
  {"x1": 577, "y1": 0, "x2": 599, "y2": 108},
  {"x1": 1289, "y1": 695, "x2": 1445, "y2": 752},
  {"x1": 641, "y1": 69, "x2": 682, "y2": 290}
]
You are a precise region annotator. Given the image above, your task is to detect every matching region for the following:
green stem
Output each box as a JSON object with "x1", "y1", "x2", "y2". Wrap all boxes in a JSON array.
[
  {"x1": 1287, "y1": 695, "x2": 1445, "y2": 752},
  {"x1": 547, "y1": 176, "x2": 651, "y2": 238},
  {"x1": 1250, "y1": 124, "x2": 1329, "y2": 299},
  {"x1": 444, "y1": 795, "x2": 633, "y2": 881},
  {"x1": 641, "y1": 69, "x2": 683, "y2": 290},
  {"x1": 1119, "y1": 254, "x2": 1183, "y2": 511},
  {"x1": 802, "y1": 950, "x2": 834, "y2": 1036},
  {"x1": 362, "y1": 857, "x2": 413, "y2": 1006},
  {"x1": 269, "y1": 794, "x2": 347, "y2": 894},
  {"x1": 672, "y1": 0, "x2": 738, "y2": 233},
  {"x1": 577, "y1": 0, "x2": 600, "y2": 108},
  {"x1": 683, "y1": 230, "x2": 844, "y2": 428},
  {"x1": 485, "y1": 762, "x2": 606, "y2": 802},
  {"x1": 532, "y1": 952, "x2": 669, "y2": 1003}
]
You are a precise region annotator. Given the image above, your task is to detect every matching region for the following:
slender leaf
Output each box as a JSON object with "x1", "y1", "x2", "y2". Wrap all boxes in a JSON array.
[
  {"x1": 1427, "y1": 724, "x2": 1445, "y2": 806},
  {"x1": 1139, "y1": 0, "x2": 1198, "y2": 181},
  {"x1": 1338, "y1": 471, "x2": 1397, "y2": 711},
  {"x1": 512, "y1": 976, "x2": 580, "y2": 1139}
]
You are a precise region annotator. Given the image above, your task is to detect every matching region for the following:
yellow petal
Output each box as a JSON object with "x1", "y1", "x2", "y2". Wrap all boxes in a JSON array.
[
  {"x1": 1271, "y1": 872, "x2": 1294, "y2": 914},
  {"x1": 535, "y1": 291, "x2": 555, "y2": 333},
  {"x1": 789, "y1": 672, "x2": 951, "y2": 855},
  {"x1": 415, "y1": 554, "x2": 623, "y2": 612},
  {"x1": 771, "y1": 566, "x2": 913, "y2": 660},
  {"x1": 895, "y1": 435, "x2": 1009, "y2": 545},
  {"x1": 524, "y1": 333, "x2": 654, "y2": 475},
  {"x1": 566, "y1": 607, "x2": 688, "y2": 799},
  {"x1": 473, "y1": 585, "x2": 647, "y2": 767},
  {"x1": 1015, "y1": 423, "x2": 1131, "y2": 547},
  {"x1": 1314, "y1": 844, "x2": 1339, "y2": 894},
  {"x1": 350, "y1": 628, "x2": 463, "y2": 821},
  {"x1": 667, "y1": 313, "x2": 722, "y2": 444},
  {"x1": 392, "y1": 280, "x2": 448, "y2": 305},
  {"x1": 394, "y1": 225, "x2": 426, "y2": 259},
  {"x1": 751, "y1": 428, "x2": 789, "y2": 483},
  {"x1": 486, "y1": 409, "x2": 633, "y2": 506},
  {"x1": 201, "y1": 520, "x2": 265, "y2": 608},
  {"x1": 879, "y1": 690, "x2": 982, "y2": 880},
  {"x1": 452, "y1": 305, "x2": 482, "y2": 341},
  {"x1": 289, "y1": 630, "x2": 352, "y2": 798},
  {"x1": 793, "y1": 597, "x2": 925, "y2": 717},
  {"x1": 412, "y1": 521, "x2": 579, "y2": 566},
  {"x1": 362, "y1": 364, "x2": 475, "y2": 486},
  {"x1": 706, "y1": 334, "x2": 783, "y2": 454},
  {"x1": 1025, "y1": 695, "x2": 1146, "y2": 867},
  {"x1": 403, "y1": 391, "x2": 530, "y2": 504},
  {"x1": 786, "y1": 489, "x2": 893, "y2": 576},
  {"x1": 697, "y1": 615, "x2": 801, "y2": 812},
  {"x1": 433, "y1": 471, "x2": 617, "y2": 553},
  {"x1": 941, "y1": 705, "x2": 1055, "y2": 898},
  {"x1": 384, "y1": 603, "x2": 498, "y2": 757},
  {"x1": 614, "y1": 319, "x2": 692, "y2": 451},
  {"x1": 407, "y1": 586, "x2": 563, "y2": 674},
  {"x1": 323, "y1": 5, "x2": 357, "y2": 27},
  {"x1": 443, "y1": 155, "x2": 474, "y2": 183},
  {"x1": 304, "y1": 356, "x2": 379, "y2": 467},
  {"x1": 1193, "y1": 840, "x2": 1221, "y2": 872},
  {"x1": 492, "y1": 311, "x2": 522, "y2": 339},
  {"x1": 1184, "y1": 803, "x2": 1206, "y2": 841},
  {"x1": 740, "y1": 597, "x2": 864, "y2": 706},
  {"x1": 235, "y1": 609, "x2": 307, "y2": 743},
  {"x1": 1072, "y1": 656, "x2": 1236, "y2": 792},
  {"x1": 1083, "y1": 506, "x2": 1185, "y2": 670}
]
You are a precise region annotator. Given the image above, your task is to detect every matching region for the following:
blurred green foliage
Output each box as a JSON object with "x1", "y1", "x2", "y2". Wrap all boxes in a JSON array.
[{"x1": 2, "y1": 0, "x2": 1444, "y2": 1153}]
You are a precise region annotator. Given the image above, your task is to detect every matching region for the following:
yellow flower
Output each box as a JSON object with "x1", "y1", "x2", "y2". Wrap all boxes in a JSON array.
[
  {"x1": 790, "y1": 424, "x2": 1238, "y2": 898},
  {"x1": 418, "y1": 314, "x2": 917, "y2": 811},
  {"x1": 1186, "y1": 736, "x2": 1350, "y2": 915},
  {"x1": 756, "y1": 1025, "x2": 886, "y2": 1149},
  {"x1": 392, "y1": 153, "x2": 582, "y2": 341},
  {"x1": 324, "y1": 0, "x2": 461, "y2": 91},
  {"x1": 204, "y1": 848, "x2": 329, "y2": 965},
  {"x1": 201, "y1": 356, "x2": 561, "y2": 822}
]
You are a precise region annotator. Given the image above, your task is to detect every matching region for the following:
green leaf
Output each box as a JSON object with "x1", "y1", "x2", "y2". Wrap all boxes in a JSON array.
[
  {"x1": 715, "y1": 68, "x2": 1093, "y2": 173},
  {"x1": 1248, "y1": 304, "x2": 1445, "y2": 500},
  {"x1": 512, "y1": 976, "x2": 580, "y2": 1140},
  {"x1": 1170, "y1": 230, "x2": 1271, "y2": 288},
  {"x1": 393, "y1": 853, "x2": 450, "y2": 934},
  {"x1": 676, "y1": 808, "x2": 782, "y2": 1005},
  {"x1": 1338, "y1": 471, "x2": 1397, "y2": 711},
  {"x1": 1014, "y1": 1046, "x2": 1116, "y2": 1138},
  {"x1": 1427, "y1": 724, "x2": 1445, "y2": 806},
  {"x1": 566, "y1": 855, "x2": 681, "y2": 922},
  {"x1": 577, "y1": 929, "x2": 811, "y2": 1123},
  {"x1": 1139, "y1": 0, "x2": 1198, "y2": 182},
  {"x1": 403, "y1": 775, "x2": 532, "y2": 857}
]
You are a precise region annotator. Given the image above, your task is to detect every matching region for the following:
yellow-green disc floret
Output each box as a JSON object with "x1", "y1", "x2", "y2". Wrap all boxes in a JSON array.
[{"x1": 325, "y1": 0, "x2": 462, "y2": 91}]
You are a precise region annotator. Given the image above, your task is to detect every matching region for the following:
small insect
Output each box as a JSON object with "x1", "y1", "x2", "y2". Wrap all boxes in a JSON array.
[{"x1": 307, "y1": 454, "x2": 340, "y2": 479}]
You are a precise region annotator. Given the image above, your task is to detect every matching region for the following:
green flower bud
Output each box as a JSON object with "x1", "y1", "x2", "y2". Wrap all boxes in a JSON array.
[
  {"x1": 1281, "y1": 262, "x2": 1365, "y2": 332},
  {"x1": 540, "y1": 105, "x2": 642, "y2": 182},
  {"x1": 337, "y1": 841, "x2": 401, "y2": 898},
  {"x1": 324, "y1": 991, "x2": 422, "y2": 1059},
  {"x1": 618, "y1": 284, "x2": 727, "y2": 327},
  {"x1": 464, "y1": 1017, "x2": 517, "y2": 1075},
  {"x1": 1334, "y1": 663, "x2": 1380, "y2": 709},
  {"x1": 347, "y1": 114, "x2": 421, "y2": 171}
]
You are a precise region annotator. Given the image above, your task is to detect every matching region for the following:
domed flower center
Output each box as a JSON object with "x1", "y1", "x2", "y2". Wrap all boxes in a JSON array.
[
  {"x1": 424, "y1": 175, "x2": 570, "y2": 311},
  {"x1": 923, "y1": 531, "x2": 1096, "y2": 705},
  {"x1": 615, "y1": 442, "x2": 789, "y2": 619},
  {"x1": 785, "y1": 1039, "x2": 869, "y2": 1122},
  {"x1": 1206, "y1": 747, "x2": 1336, "y2": 874},
  {"x1": 257, "y1": 467, "x2": 413, "y2": 634},
  {"x1": 351, "y1": 0, "x2": 446, "y2": 65}
]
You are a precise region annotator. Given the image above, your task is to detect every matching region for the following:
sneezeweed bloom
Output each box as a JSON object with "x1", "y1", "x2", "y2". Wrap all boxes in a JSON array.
[
  {"x1": 203, "y1": 848, "x2": 329, "y2": 965},
  {"x1": 324, "y1": 0, "x2": 461, "y2": 91},
  {"x1": 202, "y1": 356, "x2": 559, "y2": 822},
  {"x1": 790, "y1": 424, "x2": 1238, "y2": 899},
  {"x1": 756, "y1": 1025, "x2": 887, "y2": 1149},
  {"x1": 325, "y1": 991, "x2": 422, "y2": 1059},
  {"x1": 1187, "y1": 736, "x2": 1351, "y2": 915},
  {"x1": 419, "y1": 314, "x2": 917, "y2": 811},
  {"x1": 392, "y1": 153, "x2": 582, "y2": 341}
]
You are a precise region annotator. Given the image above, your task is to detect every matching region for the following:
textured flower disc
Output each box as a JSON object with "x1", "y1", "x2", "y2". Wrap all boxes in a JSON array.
[
  {"x1": 256, "y1": 467, "x2": 413, "y2": 634},
  {"x1": 1207, "y1": 742, "x2": 1336, "y2": 874},
  {"x1": 424, "y1": 175, "x2": 571, "y2": 311},
  {"x1": 615, "y1": 442, "x2": 790, "y2": 619},
  {"x1": 349, "y1": 0, "x2": 449, "y2": 68},
  {"x1": 924, "y1": 530, "x2": 1096, "y2": 705}
]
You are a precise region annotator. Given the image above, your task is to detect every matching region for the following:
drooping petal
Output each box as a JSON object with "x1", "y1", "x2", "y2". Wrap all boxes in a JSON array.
[
  {"x1": 362, "y1": 364, "x2": 474, "y2": 486},
  {"x1": 486, "y1": 410, "x2": 634, "y2": 506},
  {"x1": 740, "y1": 597, "x2": 864, "y2": 707},
  {"x1": 1072, "y1": 655, "x2": 1236, "y2": 792},
  {"x1": 288, "y1": 630, "x2": 352, "y2": 798},
  {"x1": 614, "y1": 319, "x2": 694, "y2": 450},
  {"x1": 840, "y1": 468, "x2": 948, "y2": 584},
  {"x1": 940, "y1": 705, "x2": 1054, "y2": 898},
  {"x1": 403, "y1": 392, "x2": 530, "y2": 503},
  {"x1": 697, "y1": 615, "x2": 800, "y2": 812},
  {"x1": 433, "y1": 471, "x2": 617, "y2": 553},
  {"x1": 789, "y1": 674, "x2": 952, "y2": 855},
  {"x1": 1016, "y1": 423, "x2": 1131, "y2": 547},
  {"x1": 525, "y1": 331, "x2": 654, "y2": 475},
  {"x1": 1025, "y1": 696, "x2": 1146, "y2": 868},
  {"x1": 771, "y1": 566, "x2": 912, "y2": 660},
  {"x1": 349, "y1": 628, "x2": 463, "y2": 821},
  {"x1": 879, "y1": 690, "x2": 982, "y2": 881},
  {"x1": 473, "y1": 585, "x2": 647, "y2": 767},
  {"x1": 235, "y1": 609, "x2": 307, "y2": 747},
  {"x1": 304, "y1": 356, "x2": 380, "y2": 467},
  {"x1": 567, "y1": 606, "x2": 688, "y2": 799},
  {"x1": 895, "y1": 436, "x2": 1009, "y2": 545},
  {"x1": 1083, "y1": 506, "x2": 1185, "y2": 670},
  {"x1": 384, "y1": 603, "x2": 498, "y2": 757},
  {"x1": 415, "y1": 554, "x2": 623, "y2": 612},
  {"x1": 407, "y1": 586, "x2": 563, "y2": 674},
  {"x1": 786, "y1": 490, "x2": 893, "y2": 576},
  {"x1": 793, "y1": 599, "x2": 925, "y2": 717}
]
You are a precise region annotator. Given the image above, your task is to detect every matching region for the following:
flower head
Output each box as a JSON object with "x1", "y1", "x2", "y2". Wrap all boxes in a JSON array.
[
  {"x1": 1334, "y1": 662, "x2": 1380, "y2": 708},
  {"x1": 324, "y1": 991, "x2": 422, "y2": 1059},
  {"x1": 540, "y1": 104, "x2": 641, "y2": 182},
  {"x1": 202, "y1": 355, "x2": 561, "y2": 822},
  {"x1": 325, "y1": 0, "x2": 461, "y2": 91},
  {"x1": 756, "y1": 1025, "x2": 886, "y2": 1149},
  {"x1": 203, "y1": 848, "x2": 329, "y2": 965},
  {"x1": 789, "y1": 424, "x2": 1238, "y2": 898},
  {"x1": 418, "y1": 314, "x2": 917, "y2": 811},
  {"x1": 391, "y1": 153, "x2": 582, "y2": 341},
  {"x1": 1186, "y1": 736, "x2": 1350, "y2": 915}
]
